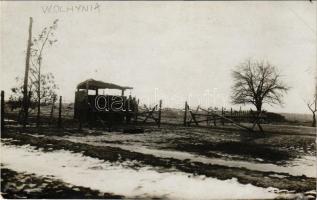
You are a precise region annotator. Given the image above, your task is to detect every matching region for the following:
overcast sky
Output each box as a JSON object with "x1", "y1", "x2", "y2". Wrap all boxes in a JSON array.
[{"x1": 1, "y1": 1, "x2": 316, "y2": 113}]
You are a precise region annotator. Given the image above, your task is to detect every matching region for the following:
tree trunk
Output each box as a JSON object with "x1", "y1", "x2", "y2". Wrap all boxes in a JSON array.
[
  {"x1": 1, "y1": 91, "x2": 4, "y2": 131},
  {"x1": 255, "y1": 104, "x2": 264, "y2": 133},
  {"x1": 36, "y1": 58, "x2": 42, "y2": 127},
  {"x1": 58, "y1": 96, "x2": 62, "y2": 128},
  {"x1": 312, "y1": 112, "x2": 316, "y2": 127}
]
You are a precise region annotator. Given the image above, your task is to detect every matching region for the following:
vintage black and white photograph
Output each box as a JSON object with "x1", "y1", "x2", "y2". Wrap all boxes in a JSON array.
[{"x1": 0, "y1": 1, "x2": 316, "y2": 199}]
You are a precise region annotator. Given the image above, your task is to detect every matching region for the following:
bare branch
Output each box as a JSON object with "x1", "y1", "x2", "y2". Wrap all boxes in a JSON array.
[{"x1": 231, "y1": 59, "x2": 289, "y2": 111}]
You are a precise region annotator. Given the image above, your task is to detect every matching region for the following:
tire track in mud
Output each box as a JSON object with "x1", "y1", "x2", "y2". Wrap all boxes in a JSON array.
[{"x1": 2, "y1": 131, "x2": 315, "y2": 192}]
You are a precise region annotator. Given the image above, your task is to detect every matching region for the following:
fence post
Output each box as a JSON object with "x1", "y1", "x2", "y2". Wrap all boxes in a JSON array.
[
  {"x1": 206, "y1": 108, "x2": 210, "y2": 126},
  {"x1": 183, "y1": 101, "x2": 188, "y2": 126},
  {"x1": 49, "y1": 96, "x2": 56, "y2": 125},
  {"x1": 25, "y1": 91, "x2": 32, "y2": 124},
  {"x1": 221, "y1": 107, "x2": 224, "y2": 125},
  {"x1": 58, "y1": 96, "x2": 62, "y2": 128},
  {"x1": 158, "y1": 100, "x2": 162, "y2": 128},
  {"x1": 1, "y1": 91, "x2": 4, "y2": 131}
]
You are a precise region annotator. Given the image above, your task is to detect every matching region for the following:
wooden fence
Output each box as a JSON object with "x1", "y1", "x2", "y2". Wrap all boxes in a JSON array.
[
  {"x1": 135, "y1": 100, "x2": 162, "y2": 127},
  {"x1": 183, "y1": 102, "x2": 266, "y2": 132},
  {"x1": 2, "y1": 93, "x2": 66, "y2": 129},
  {"x1": 0, "y1": 89, "x2": 271, "y2": 132},
  {"x1": 1, "y1": 90, "x2": 163, "y2": 129}
]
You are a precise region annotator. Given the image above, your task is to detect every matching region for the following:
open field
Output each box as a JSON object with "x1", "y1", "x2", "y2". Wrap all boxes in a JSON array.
[
  {"x1": 2, "y1": 103, "x2": 316, "y2": 199},
  {"x1": 4, "y1": 102, "x2": 315, "y2": 129},
  {"x1": 1, "y1": 119, "x2": 316, "y2": 199}
]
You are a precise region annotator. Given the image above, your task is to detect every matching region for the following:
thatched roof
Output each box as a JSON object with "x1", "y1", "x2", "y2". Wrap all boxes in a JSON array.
[{"x1": 77, "y1": 79, "x2": 133, "y2": 90}]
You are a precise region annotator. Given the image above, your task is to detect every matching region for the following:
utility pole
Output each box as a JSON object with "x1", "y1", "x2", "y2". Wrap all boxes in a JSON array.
[
  {"x1": 22, "y1": 17, "x2": 33, "y2": 127},
  {"x1": 36, "y1": 57, "x2": 41, "y2": 127}
]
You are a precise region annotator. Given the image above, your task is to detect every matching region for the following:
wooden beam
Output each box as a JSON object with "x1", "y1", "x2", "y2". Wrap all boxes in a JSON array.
[
  {"x1": 200, "y1": 107, "x2": 253, "y2": 131},
  {"x1": 143, "y1": 106, "x2": 156, "y2": 123},
  {"x1": 22, "y1": 17, "x2": 33, "y2": 127},
  {"x1": 188, "y1": 105, "x2": 200, "y2": 125},
  {"x1": 158, "y1": 100, "x2": 162, "y2": 128},
  {"x1": 183, "y1": 101, "x2": 188, "y2": 126},
  {"x1": 189, "y1": 110, "x2": 199, "y2": 126},
  {"x1": 1, "y1": 91, "x2": 4, "y2": 131}
]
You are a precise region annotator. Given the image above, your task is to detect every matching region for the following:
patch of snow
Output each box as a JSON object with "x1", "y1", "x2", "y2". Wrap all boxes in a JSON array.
[
  {"x1": 4, "y1": 119, "x2": 16, "y2": 122},
  {"x1": 58, "y1": 137, "x2": 317, "y2": 178},
  {"x1": 25, "y1": 134, "x2": 45, "y2": 138},
  {"x1": 1, "y1": 143, "x2": 279, "y2": 199}
]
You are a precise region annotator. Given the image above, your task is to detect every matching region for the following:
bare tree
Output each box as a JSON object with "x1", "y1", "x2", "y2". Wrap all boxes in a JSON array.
[
  {"x1": 306, "y1": 75, "x2": 317, "y2": 127},
  {"x1": 30, "y1": 19, "x2": 58, "y2": 126},
  {"x1": 9, "y1": 73, "x2": 58, "y2": 113},
  {"x1": 231, "y1": 59, "x2": 289, "y2": 132},
  {"x1": 307, "y1": 94, "x2": 316, "y2": 127}
]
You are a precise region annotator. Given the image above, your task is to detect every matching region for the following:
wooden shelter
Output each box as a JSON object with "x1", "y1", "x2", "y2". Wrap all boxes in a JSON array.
[{"x1": 74, "y1": 79, "x2": 136, "y2": 125}]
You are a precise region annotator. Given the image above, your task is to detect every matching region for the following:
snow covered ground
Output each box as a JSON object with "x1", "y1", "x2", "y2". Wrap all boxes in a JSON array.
[
  {"x1": 1, "y1": 143, "x2": 284, "y2": 199},
  {"x1": 54, "y1": 135, "x2": 316, "y2": 178}
]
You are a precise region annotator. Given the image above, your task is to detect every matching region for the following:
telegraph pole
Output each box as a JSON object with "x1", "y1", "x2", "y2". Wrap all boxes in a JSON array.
[{"x1": 22, "y1": 17, "x2": 33, "y2": 127}]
